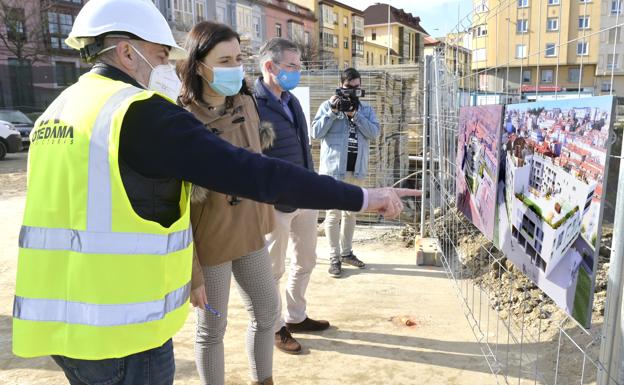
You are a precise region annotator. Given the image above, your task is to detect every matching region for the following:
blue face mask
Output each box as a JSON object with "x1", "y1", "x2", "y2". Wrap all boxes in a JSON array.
[
  {"x1": 200, "y1": 62, "x2": 244, "y2": 96},
  {"x1": 274, "y1": 65, "x2": 301, "y2": 91}
]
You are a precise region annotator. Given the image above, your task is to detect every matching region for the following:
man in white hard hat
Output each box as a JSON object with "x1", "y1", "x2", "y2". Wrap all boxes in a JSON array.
[{"x1": 12, "y1": 0, "x2": 419, "y2": 383}]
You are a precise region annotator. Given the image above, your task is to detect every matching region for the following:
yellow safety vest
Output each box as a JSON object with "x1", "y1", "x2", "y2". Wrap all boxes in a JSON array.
[{"x1": 13, "y1": 72, "x2": 193, "y2": 359}]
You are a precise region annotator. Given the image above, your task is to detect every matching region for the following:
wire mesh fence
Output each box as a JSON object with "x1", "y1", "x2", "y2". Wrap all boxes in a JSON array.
[
  {"x1": 421, "y1": 0, "x2": 624, "y2": 384},
  {"x1": 245, "y1": 60, "x2": 425, "y2": 227}
]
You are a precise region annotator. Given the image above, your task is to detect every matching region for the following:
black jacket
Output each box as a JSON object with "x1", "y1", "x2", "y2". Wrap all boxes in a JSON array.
[
  {"x1": 253, "y1": 77, "x2": 314, "y2": 171},
  {"x1": 92, "y1": 64, "x2": 363, "y2": 227}
]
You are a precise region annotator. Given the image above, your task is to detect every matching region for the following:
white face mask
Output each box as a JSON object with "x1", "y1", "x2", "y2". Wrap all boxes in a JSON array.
[{"x1": 128, "y1": 44, "x2": 182, "y2": 102}]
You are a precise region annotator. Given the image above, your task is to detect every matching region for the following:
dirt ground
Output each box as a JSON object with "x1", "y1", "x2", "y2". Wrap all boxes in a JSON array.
[{"x1": 0, "y1": 152, "x2": 501, "y2": 385}]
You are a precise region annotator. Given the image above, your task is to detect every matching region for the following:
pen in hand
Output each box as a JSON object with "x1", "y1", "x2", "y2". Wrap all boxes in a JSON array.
[{"x1": 204, "y1": 304, "x2": 222, "y2": 317}]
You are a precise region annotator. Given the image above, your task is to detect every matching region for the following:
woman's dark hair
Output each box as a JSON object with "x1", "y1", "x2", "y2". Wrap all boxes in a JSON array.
[{"x1": 178, "y1": 21, "x2": 252, "y2": 106}]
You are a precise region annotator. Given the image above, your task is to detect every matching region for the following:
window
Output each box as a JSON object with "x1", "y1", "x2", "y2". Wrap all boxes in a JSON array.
[
  {"x1": 343, "y1": 37, "x2": 348, "y2": 49},
  {"x1": 322, "y1": 31, "x2": 334, "y2": 48},
  {"x1": 321, "y1": 4, "x2": 333, "y2": 26},
  {"x1": 304, "y1": 31, "x2": 310, "y2": 44},
  {"x1": 607, "y1": 54, "x2": 619, "y2": 70},
  {"x1": 569, "y1": 67, "x2": 580, "y2": 82},
  {"x1": 612, "y1": 0, "x2": 624, "y2": 14},
  {"x1": 548, "y1": 0, "x2": 560, "y2": 4},
  {"x1": 578, "y1": 16, "x2": 590, "y2": 29},
  {"x1": 522, "y1": 69, "x2": 531, "y2": 82},
  {"x1": 353, "y1": 39, "x2": 363, "y2": 56},
  {"x1": 55, "y1": 61, "x2": 77, "y2": 86},
  {"x1": 518, "y1": 0, "x2": 529, "y2": 7},
  {"x1": 196, "y1": 1, "x2": 206, "y2": 22},
  {"x1": 577, "y1": 41, "x2": 589, "y2": 55},
  {"x1": 371, "y1": 28, "x2": 376, "y2": 40},
  {"x1": 5, "y1": 7, "x2": 26, "y2": 42},
  {"x1": 236, "y1": 5, "x2": 253, "y2": 36},
  {"x1": 352, "y1": 16, "x2": 364, "y2": 36},
  {"x1": 547, "y1": 18, "x2": 559, "y2": 31},
  {"x1": 541, "y1": 69, "x2": 554, "y2": 83},
  {"x1": 48, "y1": 12, "x2": 73, "y2": 49},
  {"x1": 216, "y1": 6, "x2": 226, "y2": 23},
  {"x1": 545, "y1": 43, "x2": 557, "y2": 56},
  {"x1": 517, "y1": 19, "x2": 528, "y2": 33},
  {"x1": 473, "y1": 48, "x2": 486, "y2": 61},
  {"x1": 602, "y1": 81, "x2": 612, "y2": 92},
  {"x1": 174, "y1": 0, "x2": 194, "y2": 26},
  {"x1": 333, "y1": 12, "x2": 338, "y2": 25},
  {"x1": 288, "y1": 21, "x2": 304, "y2": 41},
  {"x1": 343, "y1": 16, "x2": 348, "y2": 28},
  {"x1": 275, "y1": 23, "x2": 282, "y2": 37},
  {"x1": 608, "y1": 26, "x2": 622, "y2": 43},
  {"x1": 253, "y1": 17, "x2": 260, "y2": 38},
  {"x1": 332, "y1": 34, "x2": 338, "y2": 48},
  {"x1": 476, "y1": 24, "x2": 488, "y2": 36},
  {"x1": 516, "y1": 44, "x2": 528, "y2": 58}
]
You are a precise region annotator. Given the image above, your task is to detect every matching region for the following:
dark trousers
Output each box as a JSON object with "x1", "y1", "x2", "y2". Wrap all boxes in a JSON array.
[{"x1": 51, "y1": 339, "x2": 175, "y2": 385}]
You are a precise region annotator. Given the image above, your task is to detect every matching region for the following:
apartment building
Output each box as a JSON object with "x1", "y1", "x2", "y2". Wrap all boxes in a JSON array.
[
  {"x1": 504, "y1": 136, "x2": 595, "y2": 277},
  {"x1": 596, "y1": 0, "x2": 624, "y2": 95},
  {"x1": 471, "y1": 0, "x2": 602, "y2": 99},
  {"x1": 363, "y1": 3, "x2": 427, "y2": 66},
  {"x1": 263, "y1": 0, "x2": 316, "y2": 47},
  {"x1": 290, "y1": 0, "x2": 364, "y2": 68},
  {"x1": 424, "y1": 35, "x2": 473, "y2": 89},
  {"x1": 0, "y1": 0, "x2": 88, "y2": 110}
]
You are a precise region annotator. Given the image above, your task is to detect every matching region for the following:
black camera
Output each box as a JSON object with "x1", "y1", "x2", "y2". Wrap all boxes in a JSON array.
[{"x1": 333, "y1": 88, "x2": 365, "y2": 112}]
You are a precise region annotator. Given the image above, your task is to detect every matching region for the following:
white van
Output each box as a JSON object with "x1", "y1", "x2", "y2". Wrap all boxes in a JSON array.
[{"x1": 0, "y1": 119, "x2": 23, "y2": 160}]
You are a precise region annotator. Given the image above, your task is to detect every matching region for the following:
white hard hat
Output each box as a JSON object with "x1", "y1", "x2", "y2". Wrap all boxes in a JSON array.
[{"x1": 66, "y1": 0, "x2": 186, "y2": 60}]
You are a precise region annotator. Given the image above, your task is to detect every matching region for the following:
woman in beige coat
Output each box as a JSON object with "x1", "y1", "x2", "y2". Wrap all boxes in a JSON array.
[{"x1": 178, "y1": 21, "x2": 276, "y2": 385}]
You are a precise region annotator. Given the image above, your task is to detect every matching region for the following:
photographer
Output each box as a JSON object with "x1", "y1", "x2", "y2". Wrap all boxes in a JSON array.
[{"x1": 311, "y1": 68, "x2": 380, "y2": 278}]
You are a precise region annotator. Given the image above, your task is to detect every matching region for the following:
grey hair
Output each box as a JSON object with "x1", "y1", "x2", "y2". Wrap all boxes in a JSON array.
[
  {"x1": 258, "y1": 38, "x2": 300, "y2": 72},
  {"x1": 95, "y1": 36, "x2": 144, "y2": 64}
]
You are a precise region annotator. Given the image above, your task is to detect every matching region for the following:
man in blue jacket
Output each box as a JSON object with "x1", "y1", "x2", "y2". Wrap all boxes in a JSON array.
[
  {"x1": 311, "y1": 68, "x2": 381, "y2": 278},
  {"x1": 253, "y1": 38, "x2": 327, "y2": 355}
]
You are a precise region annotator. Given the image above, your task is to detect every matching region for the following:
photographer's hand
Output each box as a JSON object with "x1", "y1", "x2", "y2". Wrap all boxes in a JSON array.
[{"x1": 330, "y1": 95, "x2": 340, "y2": 113}]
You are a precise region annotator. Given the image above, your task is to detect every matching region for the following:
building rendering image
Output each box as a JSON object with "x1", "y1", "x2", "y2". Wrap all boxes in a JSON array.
[
  {"x1": 496, "y1": 96, "x2": 615, "y2": 326},
  {"x1": 456, "y1": 105, "x2": 503, "y2": 241}
]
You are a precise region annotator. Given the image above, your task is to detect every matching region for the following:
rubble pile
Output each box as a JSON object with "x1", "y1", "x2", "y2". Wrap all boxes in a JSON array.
[{"x1": 393, "y1": 209, "x2": 612, "y2": 335}]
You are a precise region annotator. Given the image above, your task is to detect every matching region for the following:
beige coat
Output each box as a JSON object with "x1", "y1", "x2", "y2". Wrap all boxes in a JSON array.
[{"x1": 186, "y1": 94, "x2": 275, "y2": 288}]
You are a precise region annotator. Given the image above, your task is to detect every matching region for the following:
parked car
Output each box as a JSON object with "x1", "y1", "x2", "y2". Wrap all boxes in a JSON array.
[
  {"x1": 0, "y1": 109, "x2": 34, "y2": 148},
  {"x1": 0, "y1": 120, "x2": 23, "y2": 160}
]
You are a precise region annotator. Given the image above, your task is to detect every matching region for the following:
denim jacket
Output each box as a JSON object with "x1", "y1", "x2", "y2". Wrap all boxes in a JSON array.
[{"x1": 311, "y1": 100, "x2": 380, "y2": 180}]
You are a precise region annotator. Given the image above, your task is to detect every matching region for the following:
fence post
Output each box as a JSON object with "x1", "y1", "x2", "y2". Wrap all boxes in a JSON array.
[
  {"x1": 420, "y1": 56, "x2": 431, "y2": 237},
  {"x1": 598, "y1": 138, "x2": 624, "y2": 385}
]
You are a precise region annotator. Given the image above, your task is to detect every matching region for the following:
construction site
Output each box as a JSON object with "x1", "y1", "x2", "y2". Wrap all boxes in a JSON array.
[{"x1": 3, "y1": 0, "x2": 624, "y2": 382}]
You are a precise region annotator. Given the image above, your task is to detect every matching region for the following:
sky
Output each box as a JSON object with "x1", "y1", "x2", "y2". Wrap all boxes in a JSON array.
[{"x1": 340, "y1": 0, "x2": 474, "y2": 37}]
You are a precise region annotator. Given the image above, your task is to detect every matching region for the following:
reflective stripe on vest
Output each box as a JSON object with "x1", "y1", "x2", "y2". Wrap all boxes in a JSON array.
[
  {"x1": 87, "y1": 86, "x2": 141, "y2": 232},
  {"x1": 14, "y1": 282, "x2": 190, "y2": 326},
  {"x1": 18, "y1": 225, "x2": 192, "y2": 255}
]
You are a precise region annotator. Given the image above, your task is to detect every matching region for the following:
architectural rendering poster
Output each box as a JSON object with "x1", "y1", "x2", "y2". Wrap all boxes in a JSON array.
[
  {"x1": 456, "y1": 105, "x2": 504, "y2": 241},
  {"x1": 495, "y1": 95, "x2": 615, "y2": 327}
]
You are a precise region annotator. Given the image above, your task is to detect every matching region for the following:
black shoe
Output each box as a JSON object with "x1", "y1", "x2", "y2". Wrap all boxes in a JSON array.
[
  {"x1": 341, "y1": 253, "x2": 366, "y2": 268},
  {"x1": 286, "y1": 317, "x2": 330, "y2": 333},
  {"x1": 328, "y1": 260, "x2": 342, "y2": 278}
]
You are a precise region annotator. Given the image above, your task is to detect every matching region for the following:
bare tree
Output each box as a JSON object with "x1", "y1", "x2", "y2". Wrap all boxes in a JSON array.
[
  {"x1": 0, "y1": 0, "x2": 49, "y2": 63},
  {"x1": 293, "y1": 36, "x2": 321, "y2": 68}
]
